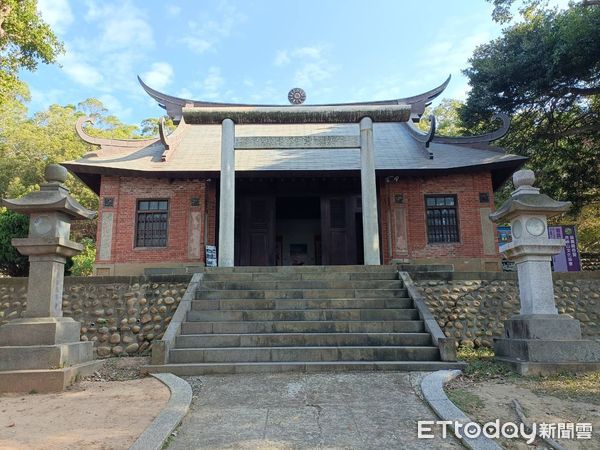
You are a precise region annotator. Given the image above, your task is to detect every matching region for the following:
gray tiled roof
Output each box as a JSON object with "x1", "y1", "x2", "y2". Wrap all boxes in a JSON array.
[{"x1": 64, "y1": 122, "x2": 525, "y2": 174}]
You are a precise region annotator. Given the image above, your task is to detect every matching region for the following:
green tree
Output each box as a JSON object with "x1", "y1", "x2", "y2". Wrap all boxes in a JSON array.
[
  {"x1": 0, "y1": 98, "x2": 145, "y2": 213},
  {"x1": 417, "y1": 99, "x2": 466, "y2": 136},
  {"x1": 69, "y1": 238, "x2": 96, "y2": 276},
  {"x1": 140, "y1": 116, "x2": 176, "y2": 137},
  {"x1": 0, "y1": 0, "x2": 63, "y2": 103},
  {"x1": 462, "y1": 3, "x2": 600, "y2": 210},
  {"x1": 0, "y1": 208, "x2": 28, "y2": 276}
]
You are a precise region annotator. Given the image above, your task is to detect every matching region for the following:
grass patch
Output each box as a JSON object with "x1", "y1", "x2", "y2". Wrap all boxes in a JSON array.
[
  {"x1": 161, "y1": 422, "x2": 182, "y2": 449},
  {"x1": 446, "y1": 388, "x2": 484, "y2": 415},
  {"x1": 528, "y1": 371, "x2": 600, "y2": 405},
  {"x1": 456, "y1": 346, "x2": 518, "y2": 381},
  {"x1": 456, "y1": 347, "x2": 600, "y2": 404}
]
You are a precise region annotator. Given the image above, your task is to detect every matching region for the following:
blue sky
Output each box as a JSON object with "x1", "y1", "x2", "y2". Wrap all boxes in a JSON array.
[{"x1": 25, "y1": 0, "x2": 569, "y2": 125}]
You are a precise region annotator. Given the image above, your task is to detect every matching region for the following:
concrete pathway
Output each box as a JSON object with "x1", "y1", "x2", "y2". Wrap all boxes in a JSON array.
[{"x1": 168, "y1": 372, "x2": 461, "y2": 449}]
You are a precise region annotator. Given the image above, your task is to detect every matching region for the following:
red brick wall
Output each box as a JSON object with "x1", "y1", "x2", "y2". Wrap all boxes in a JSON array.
[
  {"x1": 97, "y1": 176, "x2": 214, "y2": 265},
  {"x1": 379, "y1": 171, "x2": 497, "y2": 263},
  {"x1": 97, "y1": 172, "x2": 495, "y2": 267}
]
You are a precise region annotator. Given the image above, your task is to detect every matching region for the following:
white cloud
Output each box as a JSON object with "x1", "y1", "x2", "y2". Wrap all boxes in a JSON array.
[
  {"x1": 355, "y1": 16, "x2": 493, "y2": 103},
  {"x1": 167, "y1": 5, "x2": 181, "y2": 16},
  {"x1": 58, "y1": 50, "x2": 103, "y2": 87},
  {"x1": 177, "y1": 88, "x2": 194, "y2": 99},
  {"x1": 182, "y1": 34, "x2": 213, "y2": 54},
  {"x1": 98, "y1": 94, "x2": 132, "y2": 120},
  {"x1": 84, "y1": 1, "x2": 154, "y2": 52},
  {"x1": 294, "y1": 47, "x2": 322, "y2": 59},
  {"x1": 38, "y1": 0, "x2": 73, "y2": 34},
  {"x1": 198, "y1": 67, "x2": 225, "y2": 99},
  {"x1": 182, "y1": 2, "x2": 246, "y2": 54},
  {"x1": 142, "y1": 62, "x2": 174, "y2": 91},
  {"x1": 49, "y1": 0, "x2": 160, "y2": 99},
  {"x1": 274, "y1": 50, "x2": 290, "y2": 67},
  {"x1": 28, "y1": 87, "x2": 66, "y2": 111},
  {"x1": 274, "y1": 45, "x2": 337, "y2": 90},
  {"x1": 294, "y1": 62, "x2": 333, "y2": 88}
]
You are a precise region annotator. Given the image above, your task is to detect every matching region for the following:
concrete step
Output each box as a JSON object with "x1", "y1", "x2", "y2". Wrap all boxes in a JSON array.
[
  {"x1": 200, "y1": 280, "x2": 403, "y2": 290},
  {"x1": 202, "y1": 271, "x2": 399, "y2": 282},
  {"x1": 201, "y1": 265, "x2": 399, "y2": 274},
  {"x1": 191, "y1": 297, "x2": 413, "y2": 311},
  {"x1": 143, "y1": 360, "x2": 468, "y2": 375},
  {"x1": 195, "y1": 288, "x2": 408, "y2": 300},
  {"x1": 181, "y1": 320, "x2": 425, "y2": 334},
  {"x1": 168, "y1": 345, "x2": 440, "y2": 363},
  {"x1": 186, "y1": 308, "x2": 419, "y2": 322},
  {"x1": 175, "y1": 332, "x2": 433, "y2": 348},
  {"x1": 397, "y1": 264, "x2": 454, "y2": 272}
]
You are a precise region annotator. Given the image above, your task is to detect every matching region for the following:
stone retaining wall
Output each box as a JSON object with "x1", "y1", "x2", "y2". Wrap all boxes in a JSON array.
[
  {"x1": 2, "y1": 272, "x2": 599, "y2": 354},
  {"x1": 0, "y1": 275, "x2": 191, "y2": 357},
  {"x1": 413, "y1": 272, "x2": 600, "y2": 348}
]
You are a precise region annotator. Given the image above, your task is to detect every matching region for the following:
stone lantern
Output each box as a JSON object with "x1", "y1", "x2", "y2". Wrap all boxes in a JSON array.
[
  {"x1": 0, "y1": 164, "x2": 101, "y2": 392},
  {"x1": 489, "y1": 169, "x2": 600, "y2": 375}
]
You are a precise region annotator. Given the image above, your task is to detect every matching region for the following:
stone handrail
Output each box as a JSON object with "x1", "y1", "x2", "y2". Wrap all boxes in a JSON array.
[
  {"x1": 151, "y1": 272, "x2": 203, "y2": 365},
  {"x1": 399, "y1": 271, "x2": 457, "y2": 361}
]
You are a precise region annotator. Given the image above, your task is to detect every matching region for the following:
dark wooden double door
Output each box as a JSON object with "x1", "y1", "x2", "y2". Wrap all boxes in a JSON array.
[{"x1": 236, "y1": 195, "x2": 362, "y2": 266}]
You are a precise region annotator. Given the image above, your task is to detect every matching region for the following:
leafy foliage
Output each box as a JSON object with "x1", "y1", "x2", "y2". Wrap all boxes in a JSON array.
[
  {"x1": 576, "y1": 204, "x2": 600, "y2": 252},
  {"x1": 0, "y1": 0, "x2": 63, "y2": 103},
  {"x1": 417, "y1": 98, "x2": 466, "y2": 136},
  {"x1": 462, "y1": 3, "x2": 600, "y2": 210},
  {"x1": 0, "y1": 95, "x2": 150, "y2": 275},
  {"x1": 0, "y1": 208, "x2": 28, "y2": 276},
  {"x1": 0, "y1": 97, "x2": 146, "y2": 212},
  {"x1": 69, "y1": 238, "x2": 96, "y2": 276},
  {"x1": 140, "y1": 116, "x2": 176, "y2": 137}
]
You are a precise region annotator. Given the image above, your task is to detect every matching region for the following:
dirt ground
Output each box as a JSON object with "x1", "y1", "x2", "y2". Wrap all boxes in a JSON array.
[
  {"x1": 448, "y1": 377, "x2": 600, "y2": 450},
  {"x1": 0, "y1": 357, "x2": 169, "y2": 450}
]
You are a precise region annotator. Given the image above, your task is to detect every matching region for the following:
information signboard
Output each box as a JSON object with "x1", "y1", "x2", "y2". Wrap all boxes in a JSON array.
[
  {"x1": 548, "y1": 225, "x2": 581, "y2": 272},
  {"x1": 205, "y1": 245, "x2": 217, "y2": 267}
]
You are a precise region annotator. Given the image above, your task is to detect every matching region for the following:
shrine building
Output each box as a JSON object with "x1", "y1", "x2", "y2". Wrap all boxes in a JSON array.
[{"x1": 64, "y1": 76, "x2": 526, "y2": 275}]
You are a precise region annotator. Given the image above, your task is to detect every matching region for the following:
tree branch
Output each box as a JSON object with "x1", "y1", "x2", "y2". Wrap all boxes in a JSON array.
[{"x1": 567, "y1": 86, "x2": 600, "y2": 96}]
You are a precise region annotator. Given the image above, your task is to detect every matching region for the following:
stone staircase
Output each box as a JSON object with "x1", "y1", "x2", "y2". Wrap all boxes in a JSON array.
[{"x1": 144, "y1": 266, "x2": 465, "y2": 375}]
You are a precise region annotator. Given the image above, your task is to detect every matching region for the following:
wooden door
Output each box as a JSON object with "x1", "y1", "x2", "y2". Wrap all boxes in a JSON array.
[
  {"x1": 240, "y1": 196, "x2": 275, "y2": 266},
  {"x1": 321, "y1": 196, "x2": 357, "y2": 265}
]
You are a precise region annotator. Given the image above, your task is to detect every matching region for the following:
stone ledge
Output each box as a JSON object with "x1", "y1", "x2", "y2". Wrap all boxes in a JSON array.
[
  {"x1": 411, "y1": 271, "x2": 600, "y2": 281},
  {"x1": 0, "y1": 360, "x2": 102, "y2": 393},
  {"x1": 421, "y1": 370, "x2": 502, "y2": 450},
  {"x1": 129, "y1": 373, "x2": 192, "y2": 450},
  {"x1": 0, "y1": 341, "x2": 93, "y2": 371},
  {"x1": 494, "y1": 358, "x2": 600, "y2": 376}
]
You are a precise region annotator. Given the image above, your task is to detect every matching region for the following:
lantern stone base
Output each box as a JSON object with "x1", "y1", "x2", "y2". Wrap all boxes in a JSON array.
[
  {"x1": 0, "y1": 317, "x2": 81, "y2": 346},
  {"x1": 0, "y1": 361, "x2": 102, "y2": 393},
  {"x1": 0, "y1": 317, "x2": 101, "y2": 393},
  {"x1": 494, "y1": 314, "x2": 600, "y2": 375}
]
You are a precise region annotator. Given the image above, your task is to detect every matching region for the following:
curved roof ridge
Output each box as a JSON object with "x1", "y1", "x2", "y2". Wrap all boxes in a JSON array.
[
  {"x1": 138, "y1": 75, "x2": 451, "y2": 122},
  {"x1": 75, "y1": 116, "x2": 160, "y2": 148},
  {"x1": 432, "y1": 113, "x2": 511, "y2": 144},
  {"x1": 159, "y1": 116, "x2": 189, "y2": 161},
  {"x1": 404, "y1": 113, "x2": 511, "y2": 147}
]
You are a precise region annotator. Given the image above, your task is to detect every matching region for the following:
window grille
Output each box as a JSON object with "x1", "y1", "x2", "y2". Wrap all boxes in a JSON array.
[
  {"x1": 135, "y1": 200, "x2": 169, "y2": 247},
  {"x1": 425, "y1": 195, "x2": 459, "y2": 243}
]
